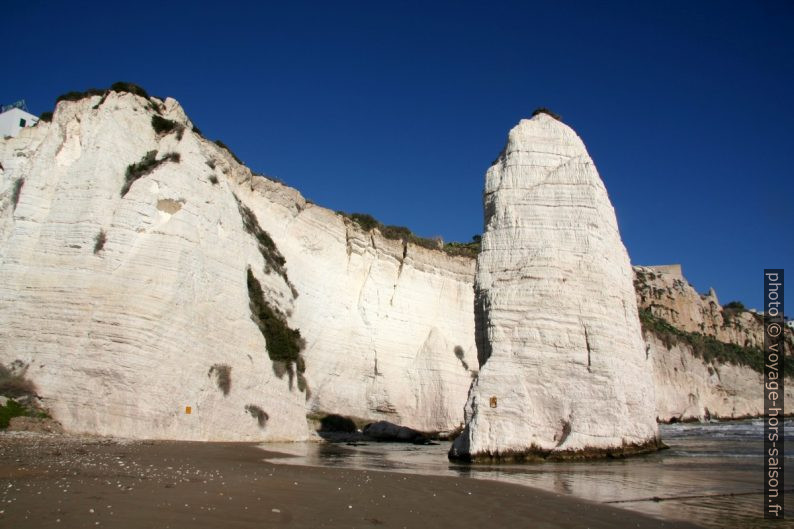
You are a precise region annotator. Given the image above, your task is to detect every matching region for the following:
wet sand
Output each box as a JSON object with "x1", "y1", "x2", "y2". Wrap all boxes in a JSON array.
[{"x1": 0, "y1": 432, "x2": 702, "y2": 529}]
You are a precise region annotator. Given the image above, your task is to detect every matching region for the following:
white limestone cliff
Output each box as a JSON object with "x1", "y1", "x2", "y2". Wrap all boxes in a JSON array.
[
  {"x1": 250, "y1": 183, "x2": 477, "y2": 435},
  {"x1": 450, "y1": 113, "x2": 661, "y2": 461},
  {"x1": 649, "y1": 332, "x2": 794, "y2": 421},
  {"x1": 635, "y1": 266, "x2": 794, "y2": 421},
  {"x1": 0, "y1": 89, "x2": 476, "y2": 440},
  {"x1": 1, "y1": 88, "x2": 781, "y2": 444},
  {"x1": 634, "y1": 265, "x2": 793, "y2": 355}
]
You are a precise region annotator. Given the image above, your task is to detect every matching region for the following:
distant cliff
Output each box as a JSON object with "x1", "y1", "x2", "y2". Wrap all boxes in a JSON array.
[{"x1": 635, "y1": 265, "x2": 793, "y2": 421}]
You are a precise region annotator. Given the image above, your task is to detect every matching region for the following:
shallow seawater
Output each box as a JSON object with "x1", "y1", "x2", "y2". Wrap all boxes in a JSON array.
[{"x1": 263, "y1": 419, "x2": 794, "y2": 528}]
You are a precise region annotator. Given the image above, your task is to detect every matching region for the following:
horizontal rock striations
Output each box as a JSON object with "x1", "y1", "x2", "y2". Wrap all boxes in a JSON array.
[
  {"x1": 635, "y1": 265, "x2": 793, "y2": 355},
  {"x1": 450, "y1": 113, "x2": 661, "y2": 461},
  {"x1": 0, "y1": 89, "x2": 476, "y2": 440},
  {"x1": 635, "y1": 266, "x2": 794, "y2": 421},
  {"x1": 0, "y1": 86, "x2": 779, "y2": 443}
]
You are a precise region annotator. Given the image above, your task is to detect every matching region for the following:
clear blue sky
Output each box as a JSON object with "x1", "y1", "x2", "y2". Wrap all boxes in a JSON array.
[{"x1": 5, "y1": 1, "x2": 792, "y2": 310}]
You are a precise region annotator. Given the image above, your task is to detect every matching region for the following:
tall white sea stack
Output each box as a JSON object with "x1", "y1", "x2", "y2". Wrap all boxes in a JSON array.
[{"x1": 450, "y1": 112, "x2": 661, "y2": 461}]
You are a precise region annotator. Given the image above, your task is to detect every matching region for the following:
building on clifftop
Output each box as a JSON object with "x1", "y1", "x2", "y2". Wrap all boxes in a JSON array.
[{"x1": 0, "y1": 100, "x2": 39, "y2": 137}]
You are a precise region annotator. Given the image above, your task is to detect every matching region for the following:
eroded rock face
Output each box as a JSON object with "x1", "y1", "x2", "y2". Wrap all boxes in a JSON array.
[
  {"x1": 0, "y1": 93, "x2": 308, "y2": 440},
  {"x1": 0, "y1": 91, "x2": 476, "y2": 440},
  {"x1": 450, "y1": 113, "x2": 660, "y2": 461},
  {"x1": 1, "y1": 89, "x2": 776, "y2": 444},
  {"x1": 635, "y1": 265, "x2": 794, "y2": 421},
  {"x1": 362, "y1": 421, "x2": 428, "y2": 443},
  {"x1": 648, "y1": 332, "x2": 794, "y2": 421},
  {"x1": 249, "y1": 189, "x2": 477, "y2": 436},
  {"x1": 8, "y1": 416, "x2": 64, "y2": 433},
  {"x1": 634, "y1": 265, "x2": 793, "y2": 355}
]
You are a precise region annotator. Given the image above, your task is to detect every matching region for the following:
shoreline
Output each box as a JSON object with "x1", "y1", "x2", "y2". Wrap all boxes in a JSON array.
[
  {"x1": 0, "y1": 431, "x2": 703, "y2": 528},
  {"x1": 658, "y1": 413, "x2": 794, "y2": 425}
]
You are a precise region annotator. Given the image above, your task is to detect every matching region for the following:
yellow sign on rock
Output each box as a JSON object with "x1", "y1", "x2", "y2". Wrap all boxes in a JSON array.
[{"x1": 185, "y1": 406, "x2": 192, "y2": 415}]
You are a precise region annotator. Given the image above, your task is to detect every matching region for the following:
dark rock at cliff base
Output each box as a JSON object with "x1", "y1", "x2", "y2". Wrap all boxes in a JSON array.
[
  {"x1": 362, "y1": 421, "x2": 430, "y2": 444},
  {"x1": 8, "y1": 416, "x2": 64, "y2": 433}
]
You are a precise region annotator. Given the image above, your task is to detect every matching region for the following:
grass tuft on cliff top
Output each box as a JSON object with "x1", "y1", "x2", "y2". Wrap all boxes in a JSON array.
[
  {"x1": 214, "y1": 140, "x2": 243, "y2": 165},
  {"x1": 338, "y1": 211, "x2": 481, "y2": 257},
  {"x1": 532, "y1": 107, "x2": 563, "y2": 121},
  {"x1": 109, "y1": 81, "x2": 150, "y2": 99},
  {"x1": 55, "y1": 81, "x2": 151, "y2": 105}
]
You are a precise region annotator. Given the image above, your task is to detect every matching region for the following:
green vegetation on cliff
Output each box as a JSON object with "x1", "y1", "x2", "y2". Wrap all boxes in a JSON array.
[
  {"x1": 532, "y1": 107, "x2": 563, "y2": 121},
  {"x1": 233, "y1": 194, "x2": 293, "y2": 291},
  {"x1": 444, "y1": 236, "x2": 481, "y2": 258},
  {"x1": 151, "y1": 115, "x2": 184, "y2": 139},
  {"x1": 0, "y1": 363, "x2": 49, "y2": 429},
  {"x1": 339, "y1": 211, "x2": 481, "y2": 258},
  {"x1": 246, "y1": 267, "x2": 307, "y2": 392},
  {"x1": 121, "y1": 151, "x2": 180, "y2": 197},
  {"x1": 55, "y1": 82, "x2": 151, "y2": 105},
  {"x1": 639, "y1": 309, "x2": 793, "y2": 377}
]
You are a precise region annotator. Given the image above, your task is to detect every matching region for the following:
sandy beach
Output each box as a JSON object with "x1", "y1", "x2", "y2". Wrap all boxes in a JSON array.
[{"x1": 0, "y1": 432, "x2": 706, "y2": 529}]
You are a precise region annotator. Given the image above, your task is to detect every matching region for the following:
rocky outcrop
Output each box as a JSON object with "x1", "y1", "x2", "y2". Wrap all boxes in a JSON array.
[
  {"x1": 648, "y1": 332, "x2": 794, "y2": 421},
  {"x1": 250, "y1": 180, "x2": 477, "y2": 436},
  {"x1": 0, "y1": 89, "x2": 476, "y2": 440},
  {"x1": 0, "y1": 86, "x2": 780, "y2": 444},
  {"x1": 361, "y1": 421, "x2": 429, "y2": 443},
  {"x1": 450, "y1": 113, "x2": 660, "y2": 462},
  {"x1": 8, "y1": 416, "x2": 64, "y2": 433},
  {"x1": 635, "y1": 266, "x2": 794, "y2": 421},
  {"x1": 635, "y1": 265, "x2": 793, "y2": 354}
]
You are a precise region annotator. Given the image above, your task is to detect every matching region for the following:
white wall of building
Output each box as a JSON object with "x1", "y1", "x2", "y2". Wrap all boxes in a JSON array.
[{"x1": 0, "y1": 108, "x2": 39, "y2": 138}]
